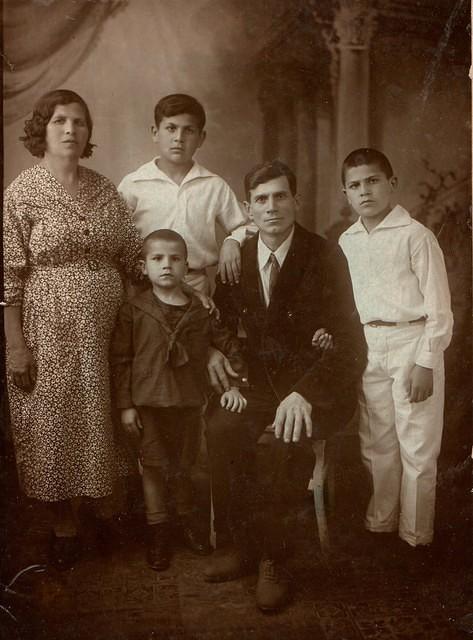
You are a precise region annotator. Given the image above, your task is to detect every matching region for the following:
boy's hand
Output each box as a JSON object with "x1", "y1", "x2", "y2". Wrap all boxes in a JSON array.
[
  {"x1": 207, "y1": 346, "x2": 240, "y2": 393},
  {"x1": 218, "y1": 239, "x2": 241, "y2": 285},
  {"x1": 121, "y1": 407, "x2": 143, "y2": 440},
  {"x1": 273, "y1": 392, "x2": 312, "y2": 443},
  {"x1": 408, "y1": 364, "x2": 433, "y2": 403},
  {"x1": 220, "y1": 387, "x2": 247, "y2": 413},
  {"x1": 311, "y1": 328, "x2": 333, "y2": 351}
]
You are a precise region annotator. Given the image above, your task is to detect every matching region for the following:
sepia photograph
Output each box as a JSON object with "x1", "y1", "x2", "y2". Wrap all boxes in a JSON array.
[{"x1": 1, "y1": 0, "x2": 471, "y2": 638}]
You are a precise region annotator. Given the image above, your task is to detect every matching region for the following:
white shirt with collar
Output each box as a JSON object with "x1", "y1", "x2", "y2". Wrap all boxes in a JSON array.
[
  {"x1": 118, "y1": 159, "x2": 251, "y2": 270},
  {"x1": 257, "y1": 226, "x2": 295, "y2": 307},
  {"x1": 339, "y1": 204, "x2": 453, "y2": 368}
]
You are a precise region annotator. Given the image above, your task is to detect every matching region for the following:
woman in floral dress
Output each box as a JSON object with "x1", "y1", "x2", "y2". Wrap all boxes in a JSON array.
[{"x1": 3, "y1": 89, "x2": 142, "y2": 569}]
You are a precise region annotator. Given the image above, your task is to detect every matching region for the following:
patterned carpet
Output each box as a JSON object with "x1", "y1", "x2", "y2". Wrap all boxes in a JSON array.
[{"x1": 1, "y1": 440, "x2": 471, "y2": 640}]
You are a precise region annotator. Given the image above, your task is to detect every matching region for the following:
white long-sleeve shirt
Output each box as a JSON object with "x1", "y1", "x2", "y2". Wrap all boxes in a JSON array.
[
  {"x1": 118, "y1": 159, "x2": 253, "y2": 270},
  {"x1": 339, "y1": 205, "x2": 453, "y2": 369}
]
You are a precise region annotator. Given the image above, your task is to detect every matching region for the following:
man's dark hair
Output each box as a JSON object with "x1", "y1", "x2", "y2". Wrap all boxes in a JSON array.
[{"x1": 244, "y1": 160, "x2": 297, "y2": 200}]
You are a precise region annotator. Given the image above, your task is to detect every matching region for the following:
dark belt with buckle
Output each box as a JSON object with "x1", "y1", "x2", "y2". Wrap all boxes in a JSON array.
[{"x1": 366, "y1": 317, "x2": 425, "y2": 328}]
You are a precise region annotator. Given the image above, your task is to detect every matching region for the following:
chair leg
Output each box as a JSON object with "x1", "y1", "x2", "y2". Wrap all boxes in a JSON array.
[{"x1": 312, "y1": 439, "x2": 330, "y2": 555}]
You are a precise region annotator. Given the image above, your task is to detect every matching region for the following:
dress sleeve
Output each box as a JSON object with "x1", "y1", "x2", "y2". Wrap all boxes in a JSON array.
[
  {"x1": 110, "y1": 302, "x2": 134, "y2": 408},
  {"x1": 3, "y1": 190, "x2": 31, "y2": 306},
  {"x1": 116, "y1": 195, "x2": 143, "y2": 283}
]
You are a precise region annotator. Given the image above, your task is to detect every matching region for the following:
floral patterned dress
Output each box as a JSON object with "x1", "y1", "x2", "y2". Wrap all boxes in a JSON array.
[{"x1": 4, "y1": 164, "x2": 141, "y2": 501}]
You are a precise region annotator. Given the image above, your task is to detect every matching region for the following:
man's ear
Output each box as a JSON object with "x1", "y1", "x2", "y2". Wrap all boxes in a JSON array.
[
  {"x1": 151, "y1": 125, "x2": 159, "y2": 143},
  {"x1": 389, "y1": 176, "x2": 398, "y2": 191},
  {"x1": 197, "y1": 129, "x2": 206, "y2": 149},
  {"x1": 243, "y1": 200, "x2": 253, "y2": 220}
]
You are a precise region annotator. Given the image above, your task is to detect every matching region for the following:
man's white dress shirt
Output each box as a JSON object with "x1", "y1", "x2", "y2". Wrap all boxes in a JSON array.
[{"x1": 257, "y1": 227, "x2": 295, "y2": 307}]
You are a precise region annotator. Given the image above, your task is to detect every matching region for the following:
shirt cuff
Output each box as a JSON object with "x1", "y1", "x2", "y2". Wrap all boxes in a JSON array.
[{"x1": 415, "y1": 350, "x2": 440, "y2": 369}]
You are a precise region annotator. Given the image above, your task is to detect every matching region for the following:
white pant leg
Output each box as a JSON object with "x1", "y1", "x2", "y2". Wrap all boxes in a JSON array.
[
  {"x1": 387, "y1": 326, "x2": 445, "y2": 546},
  {"x1": 359, "y1": 328, "x2": 401, "y2": 532}
]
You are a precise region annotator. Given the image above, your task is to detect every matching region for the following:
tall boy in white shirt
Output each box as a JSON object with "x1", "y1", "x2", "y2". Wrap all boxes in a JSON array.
[
  {"x1": 118, "y1": 93, "x2": 252, "y2": 295},
  {"x1": 338, "y1": 148, "x2": 453, "y2": 549}
]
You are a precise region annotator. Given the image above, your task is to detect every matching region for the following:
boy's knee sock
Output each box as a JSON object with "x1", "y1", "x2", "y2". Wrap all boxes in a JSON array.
[{"x1": 142, "y1": 464, "x2": 169, "y2": 525}]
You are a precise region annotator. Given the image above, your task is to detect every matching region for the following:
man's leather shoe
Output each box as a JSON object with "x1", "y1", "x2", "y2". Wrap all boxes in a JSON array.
[
  {"x1": 203, "y1": 545, "x2": 249, "y2": 582},
  {"x1": 146, "y1": 523, "x2": 171, "y2": 571},
  {"x1": 255, "y1": 557, "x2": 290, "y2": 612},
  {"x1": 180, "y1": 520, "x2": 212, "y2": 556},
  {"x1": 49, "y1": 534, "x2": 81, "y2": 571}
]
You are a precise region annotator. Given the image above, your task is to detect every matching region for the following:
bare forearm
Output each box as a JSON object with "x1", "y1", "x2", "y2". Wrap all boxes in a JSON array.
[{"x1": 4, "y1": 305, "x2": 27, "y2": 349}]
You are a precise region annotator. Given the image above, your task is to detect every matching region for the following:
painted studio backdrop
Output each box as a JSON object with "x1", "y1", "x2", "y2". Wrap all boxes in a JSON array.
[
  {"x1": 4, "y1": 0, "x2": 471, "y2": 403},
  {"x1": 1, "y1": 1, "x2": 472, "y2": 638}
]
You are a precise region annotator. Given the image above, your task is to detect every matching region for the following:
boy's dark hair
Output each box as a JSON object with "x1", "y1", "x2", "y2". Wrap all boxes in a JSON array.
[
  {"x1": 244, "y1": 160, "x2": 297, "y2": 201},
  {"x1": 141, "y1": 229, "x2": 188, "y2": 260},
  {"x1": 20, "y1": 89, "x2": 95, "y2": 158},
  {"x1": 341, "y1": 148, "x2": 394, "y2": 185},
  {"x1": 154, "y1": 94, "x2": 206, "y2": 131}
]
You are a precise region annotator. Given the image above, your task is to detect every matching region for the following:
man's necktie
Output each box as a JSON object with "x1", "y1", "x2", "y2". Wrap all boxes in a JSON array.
[{"x1": 267, "y1": 252, "x2": 280, "y2": 302}]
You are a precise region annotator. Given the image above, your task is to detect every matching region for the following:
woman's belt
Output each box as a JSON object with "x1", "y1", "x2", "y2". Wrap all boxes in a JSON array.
[{"x1": 30, "y1": 258, "x2": 117, "y2": 272}]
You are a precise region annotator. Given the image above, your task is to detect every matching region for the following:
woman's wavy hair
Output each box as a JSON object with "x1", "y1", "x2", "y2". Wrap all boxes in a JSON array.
[{"x1": 20, "y1": 89, "x2": 95, "y2": 158}]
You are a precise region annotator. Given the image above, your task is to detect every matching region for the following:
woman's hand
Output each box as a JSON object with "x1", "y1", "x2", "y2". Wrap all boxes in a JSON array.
[
  {"x1": 8, "y1": 345, "x2": 37, "y2": 392},
  {"x1": 220, "y1": 387, "x2": 247, "y2": 413}
]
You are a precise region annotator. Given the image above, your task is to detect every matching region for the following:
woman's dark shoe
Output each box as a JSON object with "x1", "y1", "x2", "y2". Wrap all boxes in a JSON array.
[
  {"x1": 146, "y1": 523, "x2": 171, "y2": 571},
  {"x1": 49, "y1": 534, "x2": 81, "y2": 571}
]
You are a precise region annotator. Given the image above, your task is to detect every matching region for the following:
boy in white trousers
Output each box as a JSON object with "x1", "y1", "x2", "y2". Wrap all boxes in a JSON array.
[{"x1": 338, "y1": 148, "x2": 453, "y2": 549}]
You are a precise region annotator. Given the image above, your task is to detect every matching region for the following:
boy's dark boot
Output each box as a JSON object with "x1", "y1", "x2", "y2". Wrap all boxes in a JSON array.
[
  {"x1": 146, "y1": 522, "x2": 171, "y2": 571},
  {"x1": 178, "y1": 514, "x2": 212, "y2": 556},
  {"x1": 255, "y1": 555, "x2": 290, "y2": 612}
]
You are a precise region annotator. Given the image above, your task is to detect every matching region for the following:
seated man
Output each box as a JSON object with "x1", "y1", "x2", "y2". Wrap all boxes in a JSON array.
[{"x1": 204, "y1": 160, "x2": 366, "y2": 612}]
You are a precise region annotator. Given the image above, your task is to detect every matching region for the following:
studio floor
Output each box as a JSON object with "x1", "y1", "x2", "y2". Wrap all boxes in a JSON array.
[{"x1": 1, "y1": 435, "x2": 471, "y2": 640}]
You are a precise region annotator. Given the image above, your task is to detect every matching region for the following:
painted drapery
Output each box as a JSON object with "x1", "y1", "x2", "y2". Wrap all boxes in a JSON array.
[{"x1": 3, "y1": 0, "x2": 126, "y2": 124}]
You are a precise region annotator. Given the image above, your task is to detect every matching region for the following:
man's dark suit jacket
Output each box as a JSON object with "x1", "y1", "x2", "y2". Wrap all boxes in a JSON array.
[{"x1": 213, "y1": 223, "x2": 367, "y2": 438}]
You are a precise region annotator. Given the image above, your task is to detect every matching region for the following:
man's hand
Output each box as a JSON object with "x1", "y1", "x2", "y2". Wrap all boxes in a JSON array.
[
  {"x1": 273, "y1": 392, "x2": 312, "y2": 443},
  {"x1": 220, "y1": 387, "x2": 247, "y2": 413},
  {"x1": 8, "y1": 345, "x2": 37, "y2": 392},
  {"x1": 311, "y1": 328, "x2": 334, "y2": 351},
  {"x1": 207, "y1": 346, "x2": 240, "y2": 393},
  {"x1": 408, "y1": 364, "x2": 433, "y2": 403},
  {"x1": 120, "y1": 407, "x2": 143, "y2": 440},
  {"x1": 218, "y1": 239, "x2": 241, "y2": 285}
]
